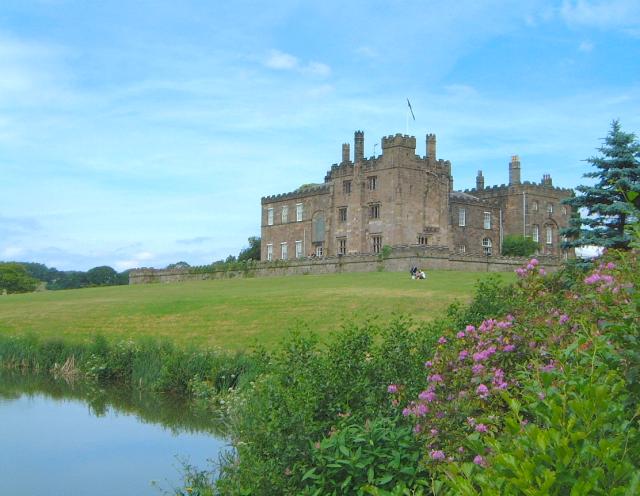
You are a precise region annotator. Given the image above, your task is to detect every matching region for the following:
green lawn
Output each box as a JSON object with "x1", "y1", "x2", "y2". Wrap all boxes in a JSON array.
[{"x1": 0, "y1": 271, "x2": 514, "y2": 350}]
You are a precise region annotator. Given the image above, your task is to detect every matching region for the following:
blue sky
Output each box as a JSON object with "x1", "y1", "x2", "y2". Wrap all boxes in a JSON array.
[{"x1": 1, "y1": 0, "x2": 639, "y2": 271}]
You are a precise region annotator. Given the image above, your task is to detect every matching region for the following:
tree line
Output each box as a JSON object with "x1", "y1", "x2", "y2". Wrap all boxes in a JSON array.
[{"x1": 0, "y1": 262, "x2": 130, "y2": 294}]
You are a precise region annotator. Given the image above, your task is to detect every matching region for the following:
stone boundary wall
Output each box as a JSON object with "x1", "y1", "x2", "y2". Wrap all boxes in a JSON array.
[{"x1": 129, "y1": 246, "x2": 561, "y2": 285}]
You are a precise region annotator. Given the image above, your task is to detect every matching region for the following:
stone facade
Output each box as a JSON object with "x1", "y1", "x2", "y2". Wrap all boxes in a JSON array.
[{"x1": 261, "y1": 131, "x2": 573, "y2": 261}]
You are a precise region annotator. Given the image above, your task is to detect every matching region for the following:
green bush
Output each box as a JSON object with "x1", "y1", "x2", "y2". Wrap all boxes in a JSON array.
[
  {"x1": 301, "y1": 417, "x2": 428, "y2": 495},
  {"x1": 501, "y1": 235, "x2": 538, "y2": 257}
]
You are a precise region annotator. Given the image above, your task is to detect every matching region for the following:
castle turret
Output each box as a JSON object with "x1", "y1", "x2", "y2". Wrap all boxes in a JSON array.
[
  {"x1": 541, "y1": 174, "x2": 553, "y2": 187},
  {"x1": 341, "y1": 143, "x2": 350, "y2": 163},
  {"x1": 426, "y1": 133, "x2": 436, "y2": 161},
  {"x1": 354, "y1": 131, "x2": 364, "y2": 163},
  {"x1": 476, "y1": 170, "x2": 484, "y2": 190},
  {"x1": 509, "y1": 155, "x2": 521, "y2": 185}
]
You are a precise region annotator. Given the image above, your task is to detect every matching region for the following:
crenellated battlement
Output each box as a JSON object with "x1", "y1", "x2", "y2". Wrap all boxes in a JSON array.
[
  {"x1": 464, "y1": 181, "x2": 572, "y2": 195},
  {"x1": 381, "y1": 133, "x2": 416, "y2": 150},
  {"x1": 261, "y1": 183, "x2": 330, "y2": 203}
]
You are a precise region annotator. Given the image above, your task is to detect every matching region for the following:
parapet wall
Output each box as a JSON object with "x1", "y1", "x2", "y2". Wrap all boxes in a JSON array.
[{"x1": 129, "y1": 247, "x2": 562, "y2": 285}]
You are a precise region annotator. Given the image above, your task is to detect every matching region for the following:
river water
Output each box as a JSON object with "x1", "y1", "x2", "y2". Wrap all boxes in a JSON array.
[{"x1": 0, "y1": 372, "x2": 227, "y2": 496}]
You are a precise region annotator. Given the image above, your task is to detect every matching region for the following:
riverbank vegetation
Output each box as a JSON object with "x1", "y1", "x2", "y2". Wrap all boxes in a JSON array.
[
  {"x1": 0, "y1": 270, "x2": 508, "y2": 348},
  {"x1": 194, "y1": 247, "x2": 637, "y2": 495}
]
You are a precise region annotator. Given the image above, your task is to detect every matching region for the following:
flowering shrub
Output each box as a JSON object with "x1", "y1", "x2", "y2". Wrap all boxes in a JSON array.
[{"x1": 388, "y1": 250, "x2": 639, "y2": 494}]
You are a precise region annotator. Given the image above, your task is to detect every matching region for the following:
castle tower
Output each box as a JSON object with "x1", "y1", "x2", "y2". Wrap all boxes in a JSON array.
[
  {"x1": 541, "y1": 174, "x2": 553, "y2": 187},
  {"x1": 354, "y1": 131, "x2": 364, "y2": 163},
  {"x1": 341, "y1": 143, "x2": 350, "y2": 163},
  {"x1": 509, "y1": 155, "x2": 521, "y2": 185},
  {"x1": 476, "y1": 170, "x2": 484, "y2": 190},
  {"x1": 426, "y1": 133, "x2": 436, "y2": 161}
]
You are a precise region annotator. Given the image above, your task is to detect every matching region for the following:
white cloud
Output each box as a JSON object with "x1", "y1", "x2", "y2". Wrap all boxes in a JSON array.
[
  {"x1": 579, "y1": 40, "x2": 594, "y2": 52},
  {"x1": 561, "y1": 0, "x2": 640, "y2": 32},
  {"x1": 264, "y1": 49, "x2": 299, "y2": 70},
  {"x1": 354, "y1": 46, "x2": 378, "y2": 58},
  {"x1": 304, "y1": 61, "x2": 331, "y2": 77},
  {"x1": 1, "y1": 246, "x2": 25, "y2": 258},
  {"x1": 114, "y1": 251, "x2": 155, "y2": 271},
  {"x1": 264, "y1": 50, "x2": 331, "y2": 78}
]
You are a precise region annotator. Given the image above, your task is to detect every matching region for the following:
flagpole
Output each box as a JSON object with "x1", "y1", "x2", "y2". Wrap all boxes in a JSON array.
[{"x1": 406, "y1": 108, "x2": 409, "y2": 135}]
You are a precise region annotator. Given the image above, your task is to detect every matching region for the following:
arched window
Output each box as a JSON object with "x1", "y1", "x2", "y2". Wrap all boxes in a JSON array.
[
  {"x1": 532, "y1": 200, "x2": 538, "y2": 212},
  {"x1": 482, "y1": 238, "x2": 492, "y2": 256},
  {"x1": 546, "y1": 225, "x2": 553, "y2": 245}
]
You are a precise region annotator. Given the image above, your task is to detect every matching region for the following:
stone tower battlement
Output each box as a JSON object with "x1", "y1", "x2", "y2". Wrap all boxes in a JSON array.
[{"x1": 381, "y1": 133, "x2": 416, "y2": 150}]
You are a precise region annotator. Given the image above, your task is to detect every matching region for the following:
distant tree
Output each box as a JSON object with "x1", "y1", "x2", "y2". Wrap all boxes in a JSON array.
[
  {"x1": 47, "y1": 270, "x2": 89, "y2": 290},
  {"x1": 19, "y1": 262, "x2": 58, "y2": 282},
  {"x1": 238, "y1": 236, "x2": 261, "y2": 261},
  {"x1": 0, "y1": 263, "x2": 38, "y2": 294},
  {"x1": 166, "y1": 261, "x2": 191, "y2": 269},
  {"x1": 562, "y1": 120, "x2": 640, "y2": 249},
  {"x1": 86, "y1": 266, "x2": 119, "y2": 286},
  {"x1": 501, "y1": 235, "x2": 539, "y2": 257},
  {"x1": 116, "y1": 269, "x2": 131, "y2": 285},
  {"x1": 225, "y1": 255, "x2": 237, "y2": 263}
]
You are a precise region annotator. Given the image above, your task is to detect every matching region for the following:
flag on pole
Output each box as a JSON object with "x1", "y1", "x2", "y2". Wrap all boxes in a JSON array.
[{"x1": 407, "y1": 98, "x2": 415, "y2": 121}]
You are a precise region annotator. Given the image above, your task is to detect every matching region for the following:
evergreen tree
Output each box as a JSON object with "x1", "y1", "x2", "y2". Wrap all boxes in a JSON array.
[{"x1": 562, "y1": 120, "x2": 640, "y2": 249}]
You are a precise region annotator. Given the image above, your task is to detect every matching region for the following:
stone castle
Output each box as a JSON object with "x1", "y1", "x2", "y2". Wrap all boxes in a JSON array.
[{"x1": 260, "y1": 131, "x2": 573, "y2": 262}]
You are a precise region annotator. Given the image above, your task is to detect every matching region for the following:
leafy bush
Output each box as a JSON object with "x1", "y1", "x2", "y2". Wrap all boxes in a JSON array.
[
  {"x1": 501, "y1": 235, "x2": 538, "y2": 257},
  {"x1": 301, "y1": 417, "x2": 428, "y2": 495}
]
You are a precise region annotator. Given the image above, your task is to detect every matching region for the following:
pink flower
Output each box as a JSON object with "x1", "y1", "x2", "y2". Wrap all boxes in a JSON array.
[
  {"x1": 473, "y1": 455, "x2": 487, "y2": 467},
  {"x1": 428, "y1": 374, "x2": 443, "y2": 383},
  {"x1": 458, "y1": 350, "x2": 469, "y2": 361},
  {"x1": 477, "y1": 384, "x2": 489, "y2": 399},
  {"x1": 538, "y1": 392, "x2": 545, "y2": 400},
  {"x1": 413, "y1": 424, "x2": 422, "y2": 434},
  {"x1": 438, "y1": 336, "x2": 447, "y2": 345},
  {"x1": 457, "y1": 331, "x2": 466, "y2": 339},
  {"x1": 466, "y1": 325, "x2": 476, "y2": 332},
  {"x1": 387, "y1": 384, "x2": 398, "y2": 394},
  {"x1": 539, "y1": 268, "x2": 546, "y2": 276},
  {"x1": 458, "y1": 446, "x2": 465, "y2": 453},
  {"x1": 606, "y1": 262, "x2": 616, "y2": 270},
  {"x1": 584, "y1": 273, "x2": 601, "y2": 285},
  {"x1": 472, "y1": 364, "x2": 485, "y2": 375},
  {"x1": 430, "y1": 428, "x2": 439, "y2": 436},
  {"x1": 467, "y1": 417, "x2": 476, "y2": 426},
  {"x1": 424, "y1": 360, "x2": 433, "y2": 368},
  {"x1": 530, "y1": 258, "x2": 539, "y2": 266},
  {"x1": 502, "y1": 344, "x2": 516, "y2": 352},
  {"x1": 430, "y1": 450, "x2": 445, "y2": 460},
  {"x1": 559, "y1": 314, "x2": 569, "y2": 324},
  {"x1": 416, "y1": 403, "x2": 429, "y2": 416},
  {"x1": 418, "y1": 390, "x2": 437, "y2": 402},
  {"x1": 540, "y1": 361, "x2": 556, "y2": 373},
  {"x1": 402, "y1": 407, "x2": 411, "y2": 416},
  {"x1": 475, "y1": 423, "x2": 488, "y2": 433}
]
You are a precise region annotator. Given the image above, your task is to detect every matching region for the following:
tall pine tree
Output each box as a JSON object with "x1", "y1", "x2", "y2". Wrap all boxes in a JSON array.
[{"x1": 562, "y1": 120, "x2": 640, "y2": 249}]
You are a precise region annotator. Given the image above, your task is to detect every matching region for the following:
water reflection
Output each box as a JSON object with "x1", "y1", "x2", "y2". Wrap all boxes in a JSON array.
[
  {"x1": 0, "y1": 370, "x2": 227, "y2": 437},
  {"x1": 0, "y1": 370, "x2": 226, "y2": 496}
]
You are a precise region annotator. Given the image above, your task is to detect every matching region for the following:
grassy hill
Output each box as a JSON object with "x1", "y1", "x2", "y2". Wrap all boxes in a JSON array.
[{"x1": 0, "y1": 271, "x2": 513, "y2": 349}]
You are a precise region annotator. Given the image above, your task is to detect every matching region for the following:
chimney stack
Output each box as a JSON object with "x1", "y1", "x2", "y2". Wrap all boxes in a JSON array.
[
  {"x1": 509, "y1": 155, "x2": 521, "y2": 185},
  {"x1": 341, "y1": 143, "x2": 350, "y2": 163},
  {"x1": 354, "y1": 131, "x2": 364, "y2": 163},
  {"x1": 426, "y1": 133, "x2": 436, "y2": 161},
  {"x1": 476, "y1": 170, "x2": 484, "y2": 190}
]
